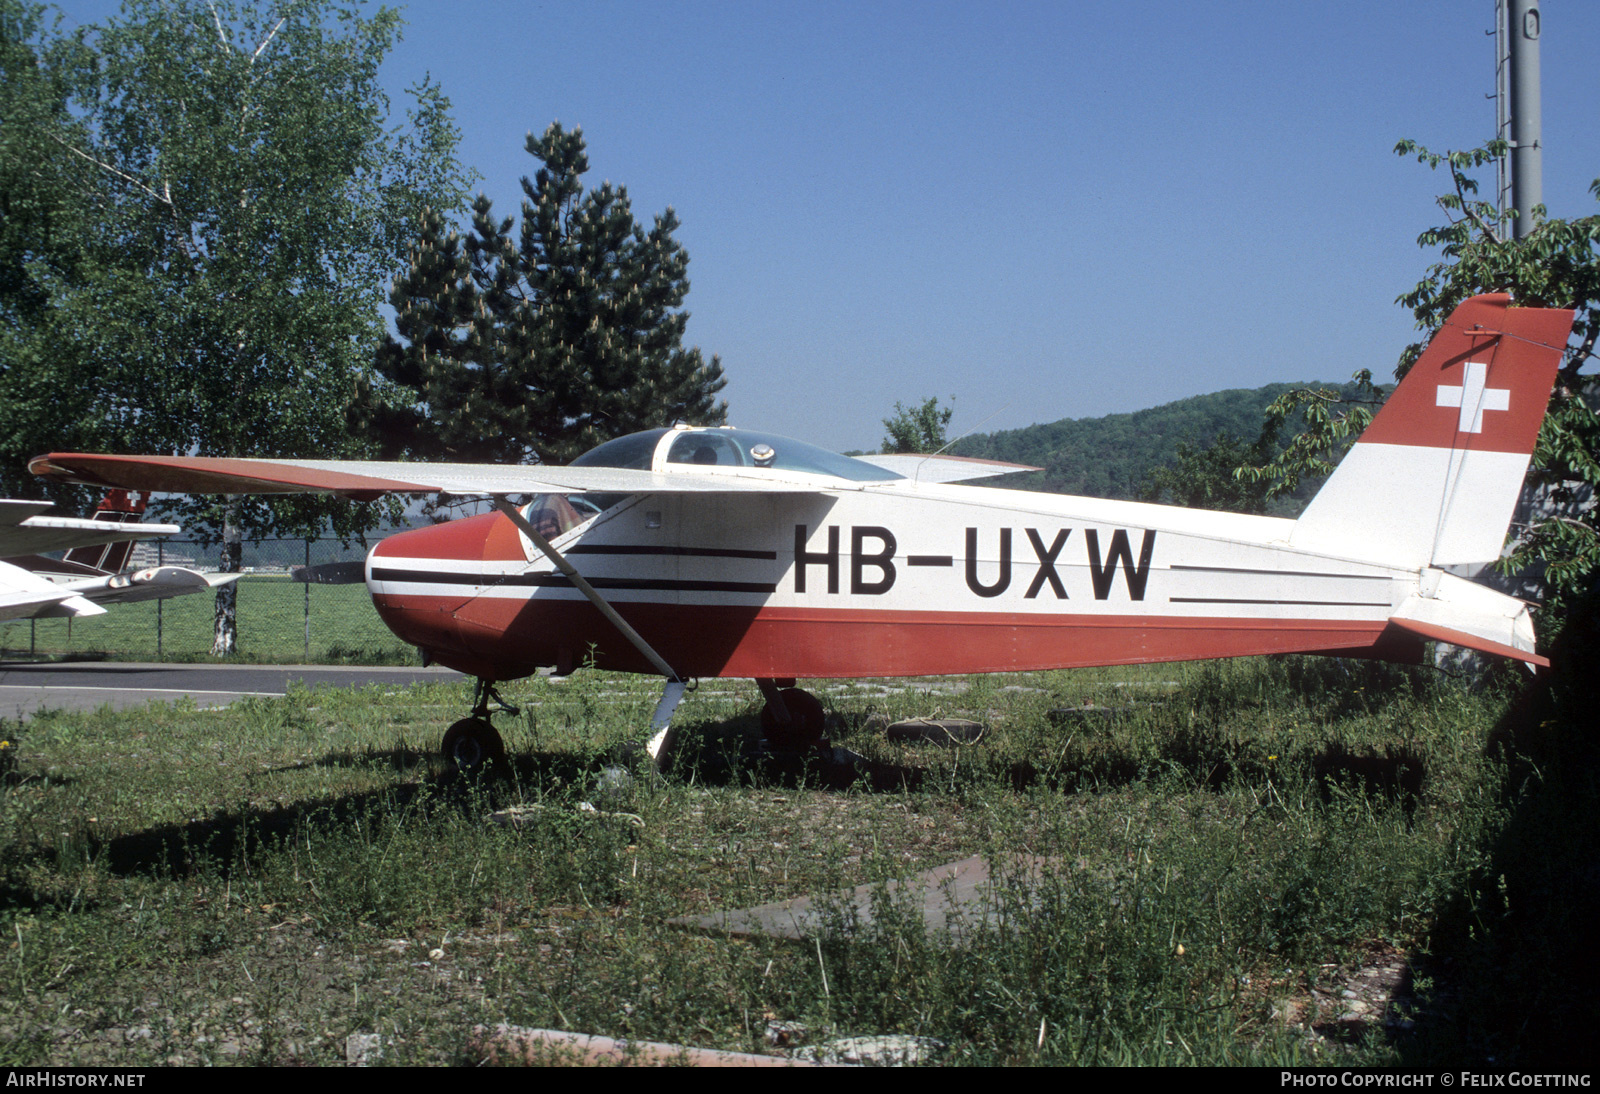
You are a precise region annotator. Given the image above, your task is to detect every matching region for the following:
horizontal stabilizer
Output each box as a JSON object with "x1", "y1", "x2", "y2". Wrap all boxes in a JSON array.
[
  {"x1": 0, "y1": 498, "x2": 180, "y2": 556},
  {"x1": 1387, "y1": 617, "x2": 1548, "y2": 669},
  {"x1": 1388, "y1": 570, "x2": 1545, "y2": 668}
]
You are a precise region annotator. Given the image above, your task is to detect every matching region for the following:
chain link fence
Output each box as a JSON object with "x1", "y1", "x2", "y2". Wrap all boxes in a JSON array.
[{"x1": 1, "y1": 538, "x2": 416, "y2": 663}]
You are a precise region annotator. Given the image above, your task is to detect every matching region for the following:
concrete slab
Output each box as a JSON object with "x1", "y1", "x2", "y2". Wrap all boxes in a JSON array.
[
  {"x1": 884, "y1": 717, "x2": 986, "y2": 744},
  {"x1": 674, "y1": 854, "x2": 1049, "y2": 940}
]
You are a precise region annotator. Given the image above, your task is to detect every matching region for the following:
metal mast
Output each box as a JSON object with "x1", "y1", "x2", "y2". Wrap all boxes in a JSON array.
[
  {"x1": 1506, "y1": 0, "x2": 1543, "y2": 239},
  {"x1": 1495, "y1": 1, "x2": 1511, "y2": 232}
]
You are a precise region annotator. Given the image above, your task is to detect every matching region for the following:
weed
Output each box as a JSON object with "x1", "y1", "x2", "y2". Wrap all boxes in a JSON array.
[{"x1": 0, "y1": 657, "x2": 1587, "y2": 1063}]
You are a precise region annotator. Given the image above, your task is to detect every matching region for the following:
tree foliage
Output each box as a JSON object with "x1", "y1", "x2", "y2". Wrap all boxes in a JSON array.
[
  {"x1": 1, "y1": 2, "x2": 114, "y2": 498},
  {"x1": 951, "y1": 382, "x2": 1362, "y2": 503},
  {"x1": 0, "y1": 0, "x2": 469, "y2": 536},
  {"x1": 881, "y1": 396, "x2": 953, "y2": 454},
  {"x1": 359, "y1": 123, "x2": 727, "y2": 466},
  {"x1": 1243, "y1": 139, "x2": 1600, "y2": 628},
  {"x1": 0, "y1": 0, "x2": 468, "y2": 654},
  {"x1": 1137, "y1": 431, "x2": 1274, "y2": 514},
  {"x1": 1234, "y1": 372, "x2": 1388, "y2": 501}
]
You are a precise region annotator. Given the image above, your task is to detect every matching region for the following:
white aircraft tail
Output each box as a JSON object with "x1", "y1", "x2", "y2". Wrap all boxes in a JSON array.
[
  {"x1": 1289, "y1": 293, "x2": 1573, "y2": 571},
  {"x1": 60, "y1": 489, "x2": 149, "y2": 574}
]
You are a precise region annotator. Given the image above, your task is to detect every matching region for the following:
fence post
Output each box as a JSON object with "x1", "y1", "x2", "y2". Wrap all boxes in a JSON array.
[
  {"x1": 304, "y1": 539, "x2": 311, "y2": 662},
  {"x1": 156, "y1": 539, "x2": 163, "y2": 659}
]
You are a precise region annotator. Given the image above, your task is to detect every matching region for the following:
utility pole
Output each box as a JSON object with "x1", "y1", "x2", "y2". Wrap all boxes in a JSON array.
[
  {"x1": 1499, "y1": 0, "x2": 1543, "y2": 239},
  {"x1": 1495, "y1": 1, "x2": 1511, "y2": 231}
]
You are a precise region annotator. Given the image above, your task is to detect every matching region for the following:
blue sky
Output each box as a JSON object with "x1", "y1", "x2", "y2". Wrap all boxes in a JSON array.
[{"x1": 57, "y1": 2, "x2": 1600, "y2": 453}]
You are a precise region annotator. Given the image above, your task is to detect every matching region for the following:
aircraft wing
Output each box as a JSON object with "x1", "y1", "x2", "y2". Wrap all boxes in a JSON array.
[
  {"x1": 0, "y1": 498, "x2": 181, "y2": 555},
  {"x1": 29, "y1": 454, "x2": 834, "y2": 498},
  {"x1": 854, "y1": 453, "x2": 1042, "y2": 482},
  {"x1": 62, "y1": 565, "x2": 240, "y2": 607}
]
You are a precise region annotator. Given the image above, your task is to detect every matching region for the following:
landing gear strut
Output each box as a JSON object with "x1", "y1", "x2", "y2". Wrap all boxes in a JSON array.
[
  {"x1": 441, "y1": 679, "x2": 515, "y2": 773},
  {"x1": 757, "y1": 678, "x2": 826, "y2": 751}
]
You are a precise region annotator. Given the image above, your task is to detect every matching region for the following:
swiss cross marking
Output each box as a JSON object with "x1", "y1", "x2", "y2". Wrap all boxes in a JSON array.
[{"x1": 1435, "y1": 361, "x2": 1510, "y2": 434}]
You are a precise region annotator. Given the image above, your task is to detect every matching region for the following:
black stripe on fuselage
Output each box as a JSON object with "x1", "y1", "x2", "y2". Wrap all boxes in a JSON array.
[
  {"x1": 566, "y1": 544, "x2": 778, "y2": 560},
  {"x1": 1168, "y1": 597, "x2": 1393, "y2": 607},
  {"x1": 370, "y1": 567, "x2": 777, "y2": 594},
  {"x1": 1168, "y1": 564, "x2": 1391, "y2": 581}
]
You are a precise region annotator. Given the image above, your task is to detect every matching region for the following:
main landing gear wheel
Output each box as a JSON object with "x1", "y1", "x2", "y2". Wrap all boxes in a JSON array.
[
  {"x1": 760, "y1": 687, "x2": 826, "y2": 751},
  {"x1": 441, "y1": 716, "x2": 506, "y2": 774}
]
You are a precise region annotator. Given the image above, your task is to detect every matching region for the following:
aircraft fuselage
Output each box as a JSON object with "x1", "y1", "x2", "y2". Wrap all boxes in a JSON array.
[{"x1": 366, "y1": 483, "x2": 1417, "y2": 683}]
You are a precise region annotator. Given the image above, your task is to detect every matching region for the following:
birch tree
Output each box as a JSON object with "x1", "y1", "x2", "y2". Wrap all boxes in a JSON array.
[{"x1": 0, "y1": 0, "x2": 469, "y2": 653}]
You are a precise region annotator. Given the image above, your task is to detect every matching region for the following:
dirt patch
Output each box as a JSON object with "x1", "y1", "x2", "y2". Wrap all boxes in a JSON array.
[{"x1": 1261, "y1": 943, "x2": 1416, "y2": 1054}]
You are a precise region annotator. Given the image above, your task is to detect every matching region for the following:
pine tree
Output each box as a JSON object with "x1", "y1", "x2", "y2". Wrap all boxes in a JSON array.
[{"x1": 364, "y1": 123, "x2": 727, "y2": 465}]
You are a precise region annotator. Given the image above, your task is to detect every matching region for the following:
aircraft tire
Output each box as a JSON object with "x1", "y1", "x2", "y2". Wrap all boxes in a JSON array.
[
  {"x1": 441, "y1": 716, "x2": 506, "y2": 774},
  {"x1": 760, "y1": 687, "x2": 826, "y2": 751}
]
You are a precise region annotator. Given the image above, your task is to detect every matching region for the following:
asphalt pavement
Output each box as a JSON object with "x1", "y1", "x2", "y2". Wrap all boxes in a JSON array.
[{"x1": 0, "y1": 661, "x2": 464, "y2": 721}]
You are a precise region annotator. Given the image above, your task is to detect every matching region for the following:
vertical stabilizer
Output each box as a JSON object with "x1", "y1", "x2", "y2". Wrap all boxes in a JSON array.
[
  {"x1": 62, "y1": 490, "x2": 147, "y2": 574},
  {"x1": 1289, "y1": 294, "x2": 1572, "y2": 570}
]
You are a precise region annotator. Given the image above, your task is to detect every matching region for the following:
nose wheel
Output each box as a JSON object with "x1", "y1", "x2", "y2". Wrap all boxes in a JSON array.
[
  {"x1": 441, "y1": 716, "x2": 506, "y2": 773},
  {"x1": 442, "y1": 679, "x2": 516, "y2": 773}
]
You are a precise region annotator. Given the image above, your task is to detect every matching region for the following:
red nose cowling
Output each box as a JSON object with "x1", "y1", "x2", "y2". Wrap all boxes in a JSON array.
[{"x1": 366, "y1": 512, "x2": 549, "y2": 681}]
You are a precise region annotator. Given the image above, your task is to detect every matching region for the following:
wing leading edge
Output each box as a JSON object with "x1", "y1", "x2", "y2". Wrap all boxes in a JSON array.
[{"x1": 28, "y1": 454, "x2": 832, "y2": 499}]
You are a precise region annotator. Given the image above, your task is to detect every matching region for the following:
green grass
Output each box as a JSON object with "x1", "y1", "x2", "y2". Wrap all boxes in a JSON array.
[
  {"x1": 0, "y1": 576, "x2": 414, "y2": 664},
  {"x1": 0, "y1": 656, "x2": 1592, "y2": 1065}
]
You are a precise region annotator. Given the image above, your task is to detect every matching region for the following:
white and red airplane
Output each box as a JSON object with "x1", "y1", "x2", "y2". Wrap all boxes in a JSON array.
[
  {"x1": 0, "y1": 490, "x2": 236, "y2": 623},
  {"x1": 30, "y1": 294, "x2": 1573, "y2": 767}
]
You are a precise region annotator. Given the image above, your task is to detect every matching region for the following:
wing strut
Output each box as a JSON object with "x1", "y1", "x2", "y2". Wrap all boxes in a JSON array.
[{"x1": 491, "y1": 497, "x2": 682, "y2": 683}]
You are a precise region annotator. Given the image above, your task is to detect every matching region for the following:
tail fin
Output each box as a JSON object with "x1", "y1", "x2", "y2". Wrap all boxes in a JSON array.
[
  {"x1": 1288, "y1": 293, "x2": 1573, "y2": 570},
  {"x1": 62, "y1": 490, "x2": 147, "y2": 574}
]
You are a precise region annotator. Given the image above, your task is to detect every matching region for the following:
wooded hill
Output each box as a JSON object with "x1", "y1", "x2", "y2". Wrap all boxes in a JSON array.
[{"x1": 947, "y1": 379, "x2": 1381, "y2": 511}]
